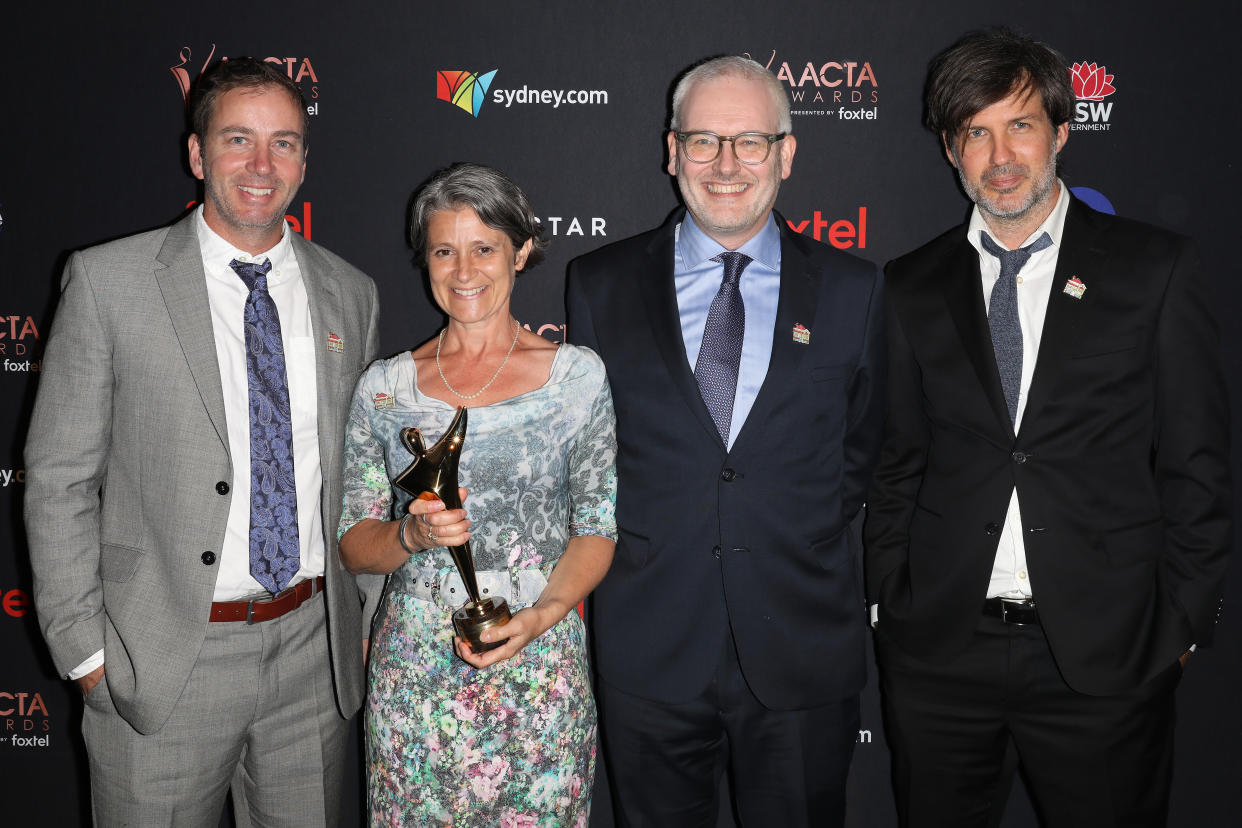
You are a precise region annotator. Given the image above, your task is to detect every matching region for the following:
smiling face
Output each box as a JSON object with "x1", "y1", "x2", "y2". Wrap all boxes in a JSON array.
[
  {"x1": 426, "y1": 207, "x2": 533, "y2": 330},
  {"x1": 666, "y1": 73, "x2": 796, "y2": 250},
  {"x1": 188, "y1": 85, "x2": 306, "y2": 254},
  {"x1": 946, "y1": 86, "x2": 1068, "y2": 239}
]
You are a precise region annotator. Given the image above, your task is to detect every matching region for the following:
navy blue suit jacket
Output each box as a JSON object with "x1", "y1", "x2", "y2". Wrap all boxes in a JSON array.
[{"x1": 567, "y1": 209, "x2": 885, "y2": 710}]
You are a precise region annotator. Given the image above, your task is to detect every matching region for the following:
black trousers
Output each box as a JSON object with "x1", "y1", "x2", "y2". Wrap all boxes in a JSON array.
[
  {"x1": 877, "y1": 614, "x2": 1180, "y2": 828},
  {"x1": 597, "y1": 633, "x2": 859, "y2": 828}
]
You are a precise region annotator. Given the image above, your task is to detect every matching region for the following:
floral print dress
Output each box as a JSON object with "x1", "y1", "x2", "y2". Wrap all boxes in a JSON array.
[{"x1": 339, "y1": 344, "x2": 617, "y2": 827}]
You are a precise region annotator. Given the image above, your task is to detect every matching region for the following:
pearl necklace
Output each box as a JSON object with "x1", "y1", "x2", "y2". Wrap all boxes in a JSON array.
[{"x1": 436, "y1": 319, "x2": 521, "y2": 401}]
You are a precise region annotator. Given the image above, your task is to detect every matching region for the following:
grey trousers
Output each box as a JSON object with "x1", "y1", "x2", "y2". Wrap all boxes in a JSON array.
[{"x1": 82, "y1": 593, "x2": 350, "y2": 828}]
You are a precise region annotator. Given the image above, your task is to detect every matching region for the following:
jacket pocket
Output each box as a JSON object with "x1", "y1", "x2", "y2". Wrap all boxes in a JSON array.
[
  {"x1": 811, "y1": 362, "x2": 853, "y2": 382},
  {"x1": 615, "y1": 528, "x2": 650, "y2": 568},
  {"x1": 99, "y1": 543, "x2": 145, "y2": 583}
]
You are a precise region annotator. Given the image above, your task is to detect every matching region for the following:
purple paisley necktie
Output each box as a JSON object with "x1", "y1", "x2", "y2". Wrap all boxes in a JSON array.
[{"x1": 230, "y1": 257, "x2": 299, "y2": 594}]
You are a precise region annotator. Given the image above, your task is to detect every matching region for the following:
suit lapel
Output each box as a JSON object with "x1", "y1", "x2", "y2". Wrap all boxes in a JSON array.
[
  {"x1": 289, "y1": 234, "x2": 346, "y2": 498},
  {"x1": 637, "y1": 211, "x2": 723, "y2": 445},
  {"x1": 941, "y1": 236, "x2": 1013, "y2": 435},
  {"x1": 1021, "y1": 199, "x2": 1103, "y2": 428},
  {"x1": 154, "y1": 215, "x2": 229, "y2": 451},
  {"x1": 732, "y1": 222, "x2": 818, "y2": 452}
]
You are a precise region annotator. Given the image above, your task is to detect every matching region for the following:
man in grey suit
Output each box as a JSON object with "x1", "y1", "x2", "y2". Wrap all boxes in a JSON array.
[{"x1": 25, "y1": 58, "x2": 380, "y2": 826}]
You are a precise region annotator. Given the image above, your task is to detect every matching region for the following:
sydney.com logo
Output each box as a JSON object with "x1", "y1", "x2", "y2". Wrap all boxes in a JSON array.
[{"x1": 436, "y1": 69, "x2": 608, "y2": 118}]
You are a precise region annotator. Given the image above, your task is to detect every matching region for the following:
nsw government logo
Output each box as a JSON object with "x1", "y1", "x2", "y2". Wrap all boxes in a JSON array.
[
  {"x1": 435, "y1": 67, "x2": 609, "y2": 118},
  {"x1": 745, "y1": 50, "x2": 879, "y2": 122},
  {"x1": 1070, "y1": 61, "x2": 1116, "y2": 132}
]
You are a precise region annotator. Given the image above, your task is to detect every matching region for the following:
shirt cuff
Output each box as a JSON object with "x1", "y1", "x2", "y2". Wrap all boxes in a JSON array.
[
  {"x1": 869, "y1": 603, "x2": 879, "y2": 628},
  {"x1": 67, "y1": 649, "x2": 104, "y2": 680}
]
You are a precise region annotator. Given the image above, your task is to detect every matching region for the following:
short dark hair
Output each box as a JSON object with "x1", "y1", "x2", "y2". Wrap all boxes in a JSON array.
[
  {"x1": 189, "y1": 57, "x2": 309, "y2": 150},
  {"x1": 925, "y1": 27, "x2": 1074, "y2": 151},
  {"x1": 409, "y1": 163, "x2": 548, "y2": 269}
]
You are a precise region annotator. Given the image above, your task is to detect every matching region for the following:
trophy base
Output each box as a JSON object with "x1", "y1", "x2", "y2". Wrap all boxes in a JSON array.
[{"x1": 453, "y1": 597, "x2": 512, "y2": 654}]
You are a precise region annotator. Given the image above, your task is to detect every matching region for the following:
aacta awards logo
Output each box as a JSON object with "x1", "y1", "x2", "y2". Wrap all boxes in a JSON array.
[
  {"x1": 437, "y1": 69, "x2": 498, "y2": 118},
  {"x1": 745, "y1": 51, "x2": 879, "y2": 121},
  {"x1": 436, "y1": 67, "x2": 609, "y2": 117},
  {"x1": 1070, "y1": 61, "x2": 1115, "y2": 132},
  {"x1": 171, "y1": 45, "x2": 322, "y2": 116},
  {"x1": 0, "y1": 315, "x2": 41, "y2": 375},
  {"x1": 0, "y1": 691, "x2": 51, "y2": 748}
]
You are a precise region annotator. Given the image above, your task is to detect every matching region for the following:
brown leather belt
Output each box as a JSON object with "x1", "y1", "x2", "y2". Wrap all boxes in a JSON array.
[
  {"x1": 983, "y1": 597, "x2": 1039, "y2": 626},
  {"x1": 210, "y1": 576, "x2": 325, "y2": 623}
]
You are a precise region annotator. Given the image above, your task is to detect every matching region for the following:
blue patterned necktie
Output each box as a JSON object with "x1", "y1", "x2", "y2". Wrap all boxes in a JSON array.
[
  {"x1": 230, "y1": 257, "x2": 300, "y2": 595},
  {"x1": 980, "y1": 231, "x2": 1053, "y2": 424},
  {"x1": 694, "y1": 251, "x2": 751, "y2": 442}
]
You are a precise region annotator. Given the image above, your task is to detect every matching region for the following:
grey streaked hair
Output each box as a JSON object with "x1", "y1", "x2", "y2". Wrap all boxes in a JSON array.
[{"x1": 409, "y1": 163, "x2": 547, "y2": 268}]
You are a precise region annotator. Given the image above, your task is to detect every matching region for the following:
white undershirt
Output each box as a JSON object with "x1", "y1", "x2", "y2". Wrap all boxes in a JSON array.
[
  {"x1": 969, "y1": 181, "x2": 1070, "y2": 599},
  {"x1": 197, "y1": 207, "x2": 325, "y2": 600}
]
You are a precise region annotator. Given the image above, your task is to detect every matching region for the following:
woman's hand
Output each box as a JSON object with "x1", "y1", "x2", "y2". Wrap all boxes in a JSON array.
[
  {"x1": 452, "y1": 603, "x2": 563, "y2": 669},
  {"x1": 339, "y1": 488, "x2": 471, "y2": 575},
  {"x1": 405, "y1": 487, "x2": 471, "y2": 549}
]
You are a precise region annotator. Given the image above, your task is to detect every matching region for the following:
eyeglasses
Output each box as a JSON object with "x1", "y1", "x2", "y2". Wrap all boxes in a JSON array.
[{"x1": 674, "y1": 131, "x2": 787, "y2": 165}]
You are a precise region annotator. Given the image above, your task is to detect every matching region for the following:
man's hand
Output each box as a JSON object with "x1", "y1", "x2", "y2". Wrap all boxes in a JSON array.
[
  {"x1": 76, "y1": 664, "x2": 105, "y2": 698},
  {"x1": 1179, "y1": 650, "x2": 1192, "y2": 669}
]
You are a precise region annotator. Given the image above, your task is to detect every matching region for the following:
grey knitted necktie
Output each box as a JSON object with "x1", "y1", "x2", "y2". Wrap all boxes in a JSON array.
[
  {"x1": 980, "y1": 231, "x2": 1053, "y2": 424},
  {"x1": 694, "y1": 251, "x2": 751, "y2": 442}
]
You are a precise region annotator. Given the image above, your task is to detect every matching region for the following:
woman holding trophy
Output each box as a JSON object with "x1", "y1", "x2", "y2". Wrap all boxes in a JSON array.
[{"x1": 338, "y1": 163, "x2": 617, "y2": 826}]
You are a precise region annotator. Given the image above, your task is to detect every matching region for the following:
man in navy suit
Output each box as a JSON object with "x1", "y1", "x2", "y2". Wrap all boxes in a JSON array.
[
  {"x1": 865, "y1": 28, "x2": 1230, "y2": 826},
  {"x1": 567, "y1": 55, "x2": 884, "y2": 827}
]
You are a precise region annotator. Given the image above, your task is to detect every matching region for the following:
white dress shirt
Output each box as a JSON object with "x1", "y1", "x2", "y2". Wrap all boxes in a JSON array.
[{"x1": 969, "y1": 182, "x2": 1071, "y2": 599}]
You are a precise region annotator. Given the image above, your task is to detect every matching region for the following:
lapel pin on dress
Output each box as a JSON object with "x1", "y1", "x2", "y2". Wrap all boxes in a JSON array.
[
  {"x1": 373, "y1": 392, "x2": 395, "y2": 410},
  {"x1": 327, "y1": 332, "x2": 345, "y2": 353},
  {"x1": 1062, "y1": 276, "x2": 1086, "y2": 299},
  {"x1": 792, "y1": 323, "x2": 811, "y2": 344}
]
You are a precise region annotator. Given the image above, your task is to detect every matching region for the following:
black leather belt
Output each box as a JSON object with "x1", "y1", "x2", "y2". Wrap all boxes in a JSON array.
[
  {"x1": 982, "y1": 597, "x2": 1039, "y2": 626},
  {"x1": 210, "y1": 576, "x2": 325, "y2": 623}
]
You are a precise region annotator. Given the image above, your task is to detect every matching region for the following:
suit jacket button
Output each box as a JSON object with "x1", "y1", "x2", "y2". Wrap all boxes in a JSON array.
[
  {"x1": 201, "y1": 551, "x2": 216, "y2": 565},
  {"x1": 720, "y1": 468, "x2": 736, "y2": 482},
  {"x1": 1011, "y1": 451, "x2": 1028, "y2": 464},
  {"x1": 215, "y1": 481, "x2": 230, "y2": 495},
  {"x1": 712, "y1": 546, "x2": 721, "y2": 559},
  {"x1": 984, "y1": 522, "x2": 1000, "y2": 535}
]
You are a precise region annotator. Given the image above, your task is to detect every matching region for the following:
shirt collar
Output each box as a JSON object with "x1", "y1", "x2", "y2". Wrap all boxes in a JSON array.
[
  {"x1": 195, "y1": 204, "x2": 293, "y2": 279},
  {"x1": 677, "y1": 211, "x2": 781, "y2": 271},
  {"x1": 967, "y1": 178, "x2": 1071, "y2": 256}
]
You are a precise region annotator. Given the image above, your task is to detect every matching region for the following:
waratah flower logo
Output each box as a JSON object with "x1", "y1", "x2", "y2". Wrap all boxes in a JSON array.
[{"x1": 1070, "y1": 62, "x2": 1116, "y2": 101}]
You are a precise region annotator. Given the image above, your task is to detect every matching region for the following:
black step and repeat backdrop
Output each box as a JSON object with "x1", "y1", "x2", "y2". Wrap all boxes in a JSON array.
[{"x1": 2, "y1": 1, "x2": 1238, "y2": 825}]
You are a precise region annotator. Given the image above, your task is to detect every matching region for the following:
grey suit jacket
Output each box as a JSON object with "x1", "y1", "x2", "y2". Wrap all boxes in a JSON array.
[{"x1": 25, "y1": 213, "x2": 381, "y2": 734}]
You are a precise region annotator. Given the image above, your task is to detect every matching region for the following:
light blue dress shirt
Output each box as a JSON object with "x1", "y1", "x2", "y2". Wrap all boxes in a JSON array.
[{"x1": 674, "y1": 212, "x2": 782, "y2": 449}]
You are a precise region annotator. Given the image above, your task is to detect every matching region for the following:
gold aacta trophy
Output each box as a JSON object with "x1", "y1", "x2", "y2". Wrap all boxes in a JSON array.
[{"x1": 392, "y1": 406, "x2": 511, "y2": 653}]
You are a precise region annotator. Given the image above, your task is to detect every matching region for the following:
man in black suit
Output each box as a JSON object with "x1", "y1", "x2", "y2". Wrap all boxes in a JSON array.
[
  {"x1": 567, "y1": 55, "x2": 884, "y2": 827},
  {"x1": 865, "y1": 28, "x2": 1231, "y2": 827}
]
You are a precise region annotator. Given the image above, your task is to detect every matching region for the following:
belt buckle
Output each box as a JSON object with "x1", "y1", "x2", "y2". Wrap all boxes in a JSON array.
[
  {"x1": 244, "y1": 586, "x2": 284, "y2": 625},
  {"x1": 244, "y1": 595, "x2": 264, "y2": 625},
  {"x1": 999, "y1": 599, "x2": 1030, "y2": 626}
]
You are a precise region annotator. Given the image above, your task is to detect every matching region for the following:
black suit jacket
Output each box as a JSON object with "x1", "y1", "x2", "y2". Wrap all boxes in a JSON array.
[
  {"x1": 864, "y1": 197, "x2": 1231, "y2": 696},
  {"x1": 567, "y1": 209, "x2": 885, "y2": 710}
]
